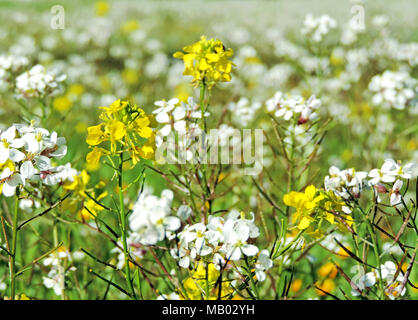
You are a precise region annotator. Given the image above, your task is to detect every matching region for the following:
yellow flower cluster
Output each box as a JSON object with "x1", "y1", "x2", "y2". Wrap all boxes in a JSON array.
[
  {"x1": 63, "y1": 170, "x2": 107, "y2": 221},
  {"x1": 173, "y1": 36, "x2": 234, "y2": 89},
  {"x1": 179, "y1": 263, "x2": 241, "y2": 300},
  {"x1": 283, "y1": 185, "x2": 353, "y2": 237},
  {"x1": 86, "y1": 99, "x2": 155, "y2": 167}
]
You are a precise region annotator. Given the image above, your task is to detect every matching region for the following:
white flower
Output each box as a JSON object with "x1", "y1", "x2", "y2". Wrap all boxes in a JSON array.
[
  {"x1": 368, "y1": 70, "x2": 416, "y2": 110},
  {"x1": 380, "y1": 261, "x2": 397, "y2": 281},
  {"x1": 222, "y1": 215, "x2": 259, "y2": 260},
  {"x1": 0, "y1": 167, "x2": 24, "y2": 197},
  {"x1": 351, "y1": 272, "x2": 376, "y2": 296},
  {"x1": 228, "y1": 97, "x2": 261, "y2": 127},
  {"x1": 368, "y1": 163, "x2": 396, "y2": 185},
  {"x1": 325, "y1": 166, "x2": 367, "y2": 199},
  {"x1": 266, "y1": 92, "x2": 321, "y2": 123},
  {"x1": 129, "y1": 188, "x2": 180, "y2": 245},
  {"x1": 390, "y1": 180, "x2": 403, "y2": 206},
  {"x1": 153, "y1": 98, "x2": 179, "y2": 122},
  {"x1": 254, "y1": 249, "x2": 273, "y2": 282},
  {"x1": 0, "y1": 126, "x2": 25, "y2": 163},
  {"x1": 302, "y1": 14, "x2": 337, "y2": 42},
  {"x1": 19, "y1": 198, "x2": 40, "y2": 213},
  {"x1": 177, "y1": 205, "x2": 192, "y2": 221},
  {"x1": 43, "y1": 269, "x2": 64, "y2": 296},
  {"x1": 16, "y1": 64, "x2": 66, "y2": 98}
]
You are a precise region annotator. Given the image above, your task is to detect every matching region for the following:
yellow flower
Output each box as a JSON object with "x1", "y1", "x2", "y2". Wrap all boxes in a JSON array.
[
  {"x1": 53, "y1": 95, "x2": 72, "y2": 112},
  {"x1": 121, "y1": 20, "x2": 139, "y2": 34},
  {"x1": 284, "y1": 186, "x2": 352, "y2": 237},
  {"x1": 318, "y1": 262, "x2": 338, "y2": 279},
  {"x1": 86, "y1": 147, "x2": 108, "y2": 168},
  {"x1": 122, "y1": 68, "x2": 140, "y2": 85},
  {"x1": 64, "y1": 170, "x2": 90, "y2": 197},
  {"x1": 95, "y1": 1, "x2": 109, "y2": 16},
  {"x1": 99, "y1": 99, "x2": 127, "y2": 116},
  {"x1": 86, "y1": 124, "x2": 106, "y2": 146},
  {"x1": 79, "y1": 191, "x2": 108, "y2": 221},
  {"x1": 173, "y1": 36, "x2": 234, "y2": 89},
  {"x1": 107, "y1": 120, "x2": 126, "y2": 152},
  {"x1": 178, "y1": 262, "x2": 238, "y2": 300},
  {"x1": 315, "y1": 279, "x2": 335, "y2": 297},
  {"x1": 290, "y1": 279, "x2": 303, "y2": 293},
  {"x1": 86, "y1": 99, "x2": 156, "y2": 165},
  {"x1": 68, "y1": 83, "x2": 85, "y2": 96}
]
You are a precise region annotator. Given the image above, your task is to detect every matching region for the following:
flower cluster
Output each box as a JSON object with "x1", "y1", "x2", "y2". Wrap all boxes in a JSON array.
[
  {"x1": 153, "y1": 97, "x2": 209, "y2": 163},
  {"x1": 325, "y1": 159, "x2": 417, "y2": 205},
  {"x1": 266, "y1": 91, "x2": 320, "y2": 123},
  {"x1": 86, "y1": 99, "x2": 156, "y2": 167},
  {"x1": 228, "y1": 97, "x2": 261, "y2": 127},
  {"x1": 283, "y1": 185, "x2": 353, "y2": 237},
  {"x1": 0, "y1": 54, "x2": 29, "y2": 89},
  {"x1": 179, "y1": 262, "x2": 238, "y2": 300},
  {"x1": 63, "y1": 170, "x2": 108, "y2": 221},
  {"x1": 173, "y1": 36, "x2": 234, "y2": 89},
  {"x1": 15, "y1": 64, "x2": 66, "y2": 99},
  {"x1": 368, "y1": 70, "x2": 417, "y2": 110},
  {"x1": 301, "y1": 14, "x2": 337, "y2": 42},
  {"x1": 170, "y1": 210, "x2": 271, "y2": 283},
  {"x1": 153, "y1": 97, "x2": 208, "y2": 137},
  {"x1": 129, "y1": 189, "x2": 181, "y2": 245},
  {"x1": 0, "y1": 123, "x2": 69, "y2": 197},
  {"x1": 351, "y1": 261, "x2": 407, "y2": 300},
  {"x1": 324, "y1": 166, "x2": 368, "y2": 199}
]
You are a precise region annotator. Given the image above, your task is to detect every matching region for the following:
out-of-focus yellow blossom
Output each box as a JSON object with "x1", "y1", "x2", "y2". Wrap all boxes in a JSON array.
[
  {"x1": 121, "y1": 20, "x2": 139, "y2": 33},
  {"x1": 290, "y1": 279, "x2": 303, "y2": 292},
  {"x1": 63, "y1": 170, "x2": 107, "y2": 221},
  {"x1": 64, "y1": 170, "x2": 90, "y2": 197},
  {"x1": 173, "y1": 36, "x2": 234, "y2": 89},
  {"x1": 178, "y1": 263, "x2": 238, "y2": 300},
  {"x1": 341, "y1": 149, "x2": 352, "y2": 162},
  {"x1": 122, "y1": 68, "x2": 140, "y2": 85},
  {"x1": 95, "y1": 1, "x2": 109, "y2": 16},
  {"x1": 75, "y1": 122, "x2": 88, "y2": 134},
  {"x1": 284, "y1": 186, "x2": 353, "y2": 237},
  {"x1": 337, "y1": 247, "x2": 351, "y2": 258},
  {"x1": 318, "y1": 262, "x2": 338, "y2": 279},
  {"x1": 406, "y1": 139, "x2": 417, "y2": 151},
  {"x1": 86, "y1": 99, "x2": 155, "y2": 166},
  {"x1": 174, "y1": 83, "x2": 192, "y2": 103},
  {"x1": 53, "y1": 95, "x2": 72, "y2": 112},
  {"x1": 68, "y1": 83, "x2": 85, "y2": 96},
  {"x1": 315, "y1": 279, "x2": 335, "y2": 297},
  {"x1": 329, "y1": 54, "x2": 344, "y2": 66},
  {"x1": 79, "y1": 191, "x2": 108, "y2": 220}
]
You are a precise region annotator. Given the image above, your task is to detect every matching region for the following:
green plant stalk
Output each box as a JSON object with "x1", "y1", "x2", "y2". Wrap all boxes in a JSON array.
[
  {"x1": 244, "y1": 256, "x2": 259, "y2": 300},
  {"x1": 9, "y1": 195, "x2": 19, "y2": 300},
  {"x1": 285, "y1": 129, "x2": 296, "y2": 220},
  {"x1": 118, "y1": 153, "x2": 137, "y2": 300},
  {"x1": 366, "y1": 218, "x2": 384, "y2": 299},
  {"x1": 200, "y1": 82, "x2": 206, "y2": 132},
  {"x1": 199, "y1": 81, "x2": 212, "y2": 221}
]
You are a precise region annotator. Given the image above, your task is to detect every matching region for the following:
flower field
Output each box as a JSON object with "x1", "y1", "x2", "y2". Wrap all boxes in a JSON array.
[{"x1": 0, "y1": 0, "x2": 417, "y2": 300}]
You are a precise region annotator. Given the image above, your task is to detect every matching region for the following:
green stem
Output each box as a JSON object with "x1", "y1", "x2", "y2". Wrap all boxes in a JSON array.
[
  {"x1": 244, "y1": 256, "x2": 259, "y2": 300},
  {"x1": 9, "y1": 195, "x2": 19, "y2": 300},
  {"x1": 200, "y1": 83, "x2": 206, "y2": 132},
  {"x1": 366, "y1": 219, "x2": 384, "y2": 299},
  {"x1": 118, "y1": 153, "x2": 137, "y2": 300}
]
